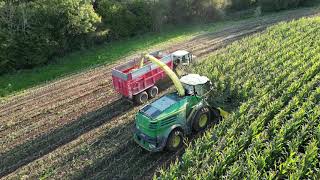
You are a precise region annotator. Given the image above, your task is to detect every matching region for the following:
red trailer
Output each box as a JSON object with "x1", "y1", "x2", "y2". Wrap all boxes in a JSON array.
[{"x1": 112, "y1": 50, "x2": 193, "y2": 104}]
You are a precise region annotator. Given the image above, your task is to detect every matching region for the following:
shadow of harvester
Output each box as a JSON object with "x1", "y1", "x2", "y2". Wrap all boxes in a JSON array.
[{"x1": 0, "y1": 98, "x2": 134, "y2": 178}]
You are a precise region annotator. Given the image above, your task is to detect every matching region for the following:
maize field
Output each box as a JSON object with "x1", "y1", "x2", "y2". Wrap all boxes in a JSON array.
[{"x1": 157, "y1": 16, "x2": 320, "y2": 179}]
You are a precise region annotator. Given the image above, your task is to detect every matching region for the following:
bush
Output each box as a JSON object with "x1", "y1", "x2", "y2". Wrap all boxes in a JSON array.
[
  {"x1": 228, "y1": 0, "x2": 256, "y2": 11},
  {"x1": 0, "y1": 0, "x2": 100, "y2": 74},
  {"x1": 258, "y1": 0, "x2": 305, "y2": 12},
  {"x1": 190, "y1": 0, "x2": 217, "y2": 22},
  {"x1": 149, "y1": 0, "x2": 169, "y2": 32},
  {"x1": 96, "y1": 0, "x2": 152, "y2": 39}
]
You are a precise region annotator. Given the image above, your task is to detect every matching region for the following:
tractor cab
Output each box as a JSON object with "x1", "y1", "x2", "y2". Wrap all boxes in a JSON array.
[
  {"x1": 180, "y1": 74, "x2": 213, "y2": 97},
  {"x1": 172, "y1": 50, "x2": 193, "y2": 66}
]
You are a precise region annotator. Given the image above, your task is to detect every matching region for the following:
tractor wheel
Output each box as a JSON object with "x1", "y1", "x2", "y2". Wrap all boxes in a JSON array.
[
  {"x1": 211, "y1": 108, "x2": 222, "y2": 124},
  {"x1": 147, "y1": 86, "x2": 158, "y2": 99},
  {"x1": 192, "y1": 107, "x2": 210, "y2": 132},
  {"x1": 166, "y1": 129, "x2": 183, "y2": 152},
  {"x1": 135, "y1": 91, "x2": 148, "y2": 104}
]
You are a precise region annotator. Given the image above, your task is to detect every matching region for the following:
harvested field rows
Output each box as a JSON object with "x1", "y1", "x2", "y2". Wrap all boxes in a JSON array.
[{"x1": 0, "y1": 8, "x2": 319, "y2": 179}]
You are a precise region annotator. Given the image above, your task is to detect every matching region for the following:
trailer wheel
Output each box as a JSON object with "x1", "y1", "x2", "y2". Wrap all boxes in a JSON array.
[
  {"x1": 147, "y1": 86, "x2": 158, "y2": 99},
  {"x1": 192, "y1": 107, "x2": 210, "y2": 132},
  {"x1": 166, "y1": 129, "x2": 183, "y2": 152},
  {"x1": 135, "y1": 91, "x2": 148, "y2": 104}
]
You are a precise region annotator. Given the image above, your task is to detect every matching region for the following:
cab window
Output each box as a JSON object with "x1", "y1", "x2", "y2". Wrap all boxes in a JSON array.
[
  {"x1": 182, "y1": 83, "x2": 194, "y2": 95},
  {"x1": 194, "y1": 81, "x2": 212, "y2": 96},
  {"x1": 181, "y1": 55, "x2": 187, "y2": 63}
]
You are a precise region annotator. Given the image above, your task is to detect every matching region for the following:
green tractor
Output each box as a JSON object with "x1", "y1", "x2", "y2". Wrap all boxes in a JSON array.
[{"x1": 134, "y1": 73, "x2": 227, "y2": 152}]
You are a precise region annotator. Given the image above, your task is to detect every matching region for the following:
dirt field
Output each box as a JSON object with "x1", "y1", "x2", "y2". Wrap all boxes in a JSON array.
[{"x1": 0, "y1": 8, "x2": 318, "y2": 179}]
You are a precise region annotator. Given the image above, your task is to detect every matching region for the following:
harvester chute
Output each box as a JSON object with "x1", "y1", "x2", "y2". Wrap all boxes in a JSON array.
[{"x1": 145, "y1": 54, "x2": 185, "y2": 97}]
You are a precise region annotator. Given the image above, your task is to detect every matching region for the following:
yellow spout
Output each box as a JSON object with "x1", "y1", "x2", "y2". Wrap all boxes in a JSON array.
[
  {"x1": 145, "y1": 54, "x2": 185, "y2": 96},
  {"x1": 139, "y1": 57, "x2": 144, "y2": 68},
  {"x1": 217, "y1": 107, "x2": 230, "y2": 118}
]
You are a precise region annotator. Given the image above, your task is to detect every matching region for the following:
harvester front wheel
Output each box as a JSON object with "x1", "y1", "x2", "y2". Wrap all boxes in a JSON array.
[
  {"x1": 147, "y1": 86, "x2": 158, "y2": 99},
  {"x1": 166, "y1": 129, "x2": 183, "y2": 152},
  {"x1": 193, "y1": 107, "x2": 210, "y2": 132},
  {"x1": 211, "y1": 108, "x2": 222, "y2": 124},
  {"x1": 135, "y1": 91, "x2": 148, "y2": 104}
]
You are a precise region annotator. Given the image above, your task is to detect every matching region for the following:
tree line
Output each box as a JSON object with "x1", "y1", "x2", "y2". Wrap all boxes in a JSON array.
[{"x1": 0, "y1": 0, "x2": 316, "y2": 74}]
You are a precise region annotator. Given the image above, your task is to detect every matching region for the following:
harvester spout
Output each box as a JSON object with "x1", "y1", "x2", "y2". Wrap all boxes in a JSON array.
[{"x1": 145, "y1": 54, "x2": 185, "y2": 96}]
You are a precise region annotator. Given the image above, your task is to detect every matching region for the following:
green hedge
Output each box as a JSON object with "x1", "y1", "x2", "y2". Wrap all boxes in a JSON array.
[
  {"x1": 96, "y1": 0, "x2": 153, "y2": 39},
  {"x1": 258, "y1": 0, "x2": 317, "y2": 12},
  {"x1": 0, "y1": 0, "x2": 317, "y2": 75},
  {"x1": 0, "y1": 0, "x2": 100, "y2": 74}
]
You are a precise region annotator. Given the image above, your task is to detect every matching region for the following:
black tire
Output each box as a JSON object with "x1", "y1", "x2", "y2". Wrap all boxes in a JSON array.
[
  {"x1": 147, "y1": 86, "x2": 158, "y2": 99},
  {"x1": 166, "y1": 129, "x2": 184, "y2": 152},
  {"x1": 211, "y1": 108, "x2": 222, "y2": 124},
  {"x1": 192, "y1": 107, "x2": 210, "y2": 132},
  {"x1": 134, "y1": 91, "x2": 148, "y2": 104}
]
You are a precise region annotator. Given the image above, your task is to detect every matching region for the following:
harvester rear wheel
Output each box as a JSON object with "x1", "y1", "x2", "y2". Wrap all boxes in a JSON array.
[
  {"x1": 193, "y1": 107, "x2": 210, "y2": 132},
  {"x1": 166, "y1": 129, "x2": 183, "y2": 152},
  {"x1": 147, "y1": 86, "x2": 158, "y2": 99},
  {"x1": 135, "y1": 91, "x2": 148, "y2": 104}
]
